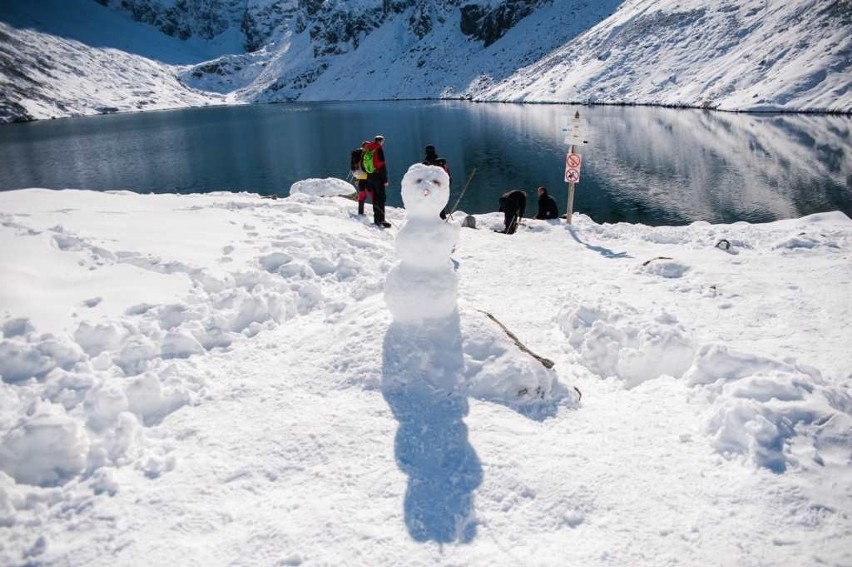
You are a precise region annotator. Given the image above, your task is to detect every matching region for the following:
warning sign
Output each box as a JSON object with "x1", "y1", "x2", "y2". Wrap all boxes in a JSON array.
[
  {"x1": 564, "y1": 152, "x2": 582, "y2": 183},
  {"x1": 566, "y1": 153, "x2": 582, "y2": 169}
]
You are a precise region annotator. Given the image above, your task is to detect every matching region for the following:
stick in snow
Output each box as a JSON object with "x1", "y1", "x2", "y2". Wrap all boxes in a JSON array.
[{"x1": 476, "y1": 309, "x2": 555, "y2": 369}]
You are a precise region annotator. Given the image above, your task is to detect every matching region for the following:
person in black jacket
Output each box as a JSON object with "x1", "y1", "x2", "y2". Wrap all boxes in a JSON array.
[
  {"x1": 422, "y1": 145, "x2": 450, "y2": 179},
  {"x1": 534, "y1": 186, "x2": 559, "y2": 220},
  {"x1": 422, "y1": 145, "x2": 451, "y2": 219},
  {"x1": 497, "y1": 190, "x2": 526, "y2": 234}
]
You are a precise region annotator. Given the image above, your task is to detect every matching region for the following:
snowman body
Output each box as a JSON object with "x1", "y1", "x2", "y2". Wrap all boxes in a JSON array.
[{"x1": 384, "y1": 164, "x2": 459, "y2": 323}]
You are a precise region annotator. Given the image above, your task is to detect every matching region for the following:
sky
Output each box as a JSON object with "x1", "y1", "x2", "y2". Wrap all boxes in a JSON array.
[{"x1": 0, "y1": 181, "x2": 850, "y2": 566}]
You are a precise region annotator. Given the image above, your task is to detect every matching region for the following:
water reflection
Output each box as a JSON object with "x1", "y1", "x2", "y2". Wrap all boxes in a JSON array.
[
  {"x1": 464, "y1": 104, "x2": 851, "y2": 225},
  {"x1": 0, "y1": 102, "x2": 848, "y2": 225}
]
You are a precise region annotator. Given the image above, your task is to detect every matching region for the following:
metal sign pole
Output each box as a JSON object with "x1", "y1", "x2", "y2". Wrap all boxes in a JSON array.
[
  {"x1": 566, "y1": 144, "x2": 575, "y2": 225},
  {"x1": 561, "y1": 111, "x2": 586, "y2": 225}
]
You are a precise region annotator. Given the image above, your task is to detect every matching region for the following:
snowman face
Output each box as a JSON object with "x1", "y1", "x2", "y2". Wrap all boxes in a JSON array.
[{"x1": 401, "y1": 163, "x2": 450, "y2": 218}]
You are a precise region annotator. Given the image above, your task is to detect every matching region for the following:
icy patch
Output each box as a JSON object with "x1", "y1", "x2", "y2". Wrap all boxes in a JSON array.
[
  {"x1": 558, "y1": 300, "x2": 694, "y2": 388},
  {"x1": 289, "y1": 177, "x2": 354, "y2": 197},
  {"x1": 686, "y1": 344, "x2": 852, "y2": 473}
]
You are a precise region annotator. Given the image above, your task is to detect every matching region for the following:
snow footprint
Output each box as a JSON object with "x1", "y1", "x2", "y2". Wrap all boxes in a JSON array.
[
  {"x1": 685, "y1": 344, "x2": 851, "y2": 473},
  {"x1": 557, "y1": 299, "x2": 695, "y2": 388}
]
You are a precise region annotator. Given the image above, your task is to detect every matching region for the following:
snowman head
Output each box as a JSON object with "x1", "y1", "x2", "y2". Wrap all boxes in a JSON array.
[{"x1": 401, "y1": 163, "x2": 450, "y2": 219}]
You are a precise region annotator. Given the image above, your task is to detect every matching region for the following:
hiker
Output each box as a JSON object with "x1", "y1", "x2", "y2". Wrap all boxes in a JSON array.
[
  {"x1": 363, "y1": 135, "x2": 390, "y2": 228},
  {"x1": 534, "y1": 186, "x2": 559, "y2": 220},
  {"x1": 497, "y1": 190, "x2": 526, "y2": 234},
  {"x1": 351, "y1": 140, "x2": 372, "y2": 216},
  {"x1": 422, "y1": 145, "x2": 450, "y2": 180},
  {"x1": 422, "y1": 144, "x2": 451, "y2": 219}
]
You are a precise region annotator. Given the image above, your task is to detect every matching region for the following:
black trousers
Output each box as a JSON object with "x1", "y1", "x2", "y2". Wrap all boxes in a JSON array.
[{"x1": 371, "y1": 176, "x2": 387, "y2": 224}]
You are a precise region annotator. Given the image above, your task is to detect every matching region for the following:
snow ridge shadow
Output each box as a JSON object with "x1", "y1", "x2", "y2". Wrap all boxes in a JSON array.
[{"x1": 381, "y1": 313, "x2": 483, "y2": 544}]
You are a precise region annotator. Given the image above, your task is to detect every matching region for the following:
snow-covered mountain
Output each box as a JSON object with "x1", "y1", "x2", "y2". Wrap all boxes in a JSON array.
[{"x1": 1, "y1": 0, "x2": 850, "y2": 122}]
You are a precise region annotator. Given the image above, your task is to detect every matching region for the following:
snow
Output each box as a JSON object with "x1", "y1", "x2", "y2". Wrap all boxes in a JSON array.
[
  {"x1": 0, "y1": 0, "x2": 241, "y2": 65},
  {"x1": 385, "y1": 163, "x2": 460, "y2": 322},
  {"x1": 1, "y1": 0, "x2": 849, "y2": 122},
  {"x1": 483, "y1": 0, "x2": 852, "y2": 113},
  {"x1": 0, "y1": 182, "x2": 850, "y2": 565}
]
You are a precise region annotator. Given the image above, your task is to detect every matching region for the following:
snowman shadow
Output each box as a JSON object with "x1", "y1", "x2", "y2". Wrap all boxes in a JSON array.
[{"x1": 381, "y1": 311, "x2": 482, "y2": 544}]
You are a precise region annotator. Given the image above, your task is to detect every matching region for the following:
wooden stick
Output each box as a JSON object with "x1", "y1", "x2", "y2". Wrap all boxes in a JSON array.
[{"x1": 476, "y1": 309, "x2": 555, "y2": 369}]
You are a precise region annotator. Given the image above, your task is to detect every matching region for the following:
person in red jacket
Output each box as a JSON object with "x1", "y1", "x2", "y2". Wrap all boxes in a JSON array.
[
  {"x1": 363, "y1": 135, "x2": 390, "y2": 228},
  {"x1": 354, "y1": 140, "x2": 373, "y2": 216}
]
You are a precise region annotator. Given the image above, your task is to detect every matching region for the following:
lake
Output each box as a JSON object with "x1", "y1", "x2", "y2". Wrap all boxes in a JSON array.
[{"x1": 0, "y1": 101, "x2": 849, "y2": 225}]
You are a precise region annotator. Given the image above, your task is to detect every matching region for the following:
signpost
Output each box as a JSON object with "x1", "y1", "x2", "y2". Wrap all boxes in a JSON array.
[
  {"x1": 564, "y1": 146, "x2": 581, "y2": 224},
  {"x1": 561, "y1": 111, "x2": 587, "y2": 224}
]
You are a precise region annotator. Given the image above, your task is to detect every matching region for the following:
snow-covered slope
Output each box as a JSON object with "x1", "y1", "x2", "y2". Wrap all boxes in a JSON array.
[
  {"x1": 0, "y1": 186, "x2": 851, "y2": 565},
  {"x1": 0, "y1": 0, "x2": 849, "y2": 122},
  {"x1": 0, "y1": 0, "x2": 230, "y2": 122},
  {"x1": 479, "y1": 0, "x2": 852, "y2": 112}
]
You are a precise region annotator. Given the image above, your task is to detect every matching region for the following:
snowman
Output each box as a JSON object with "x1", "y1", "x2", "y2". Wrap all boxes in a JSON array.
[
  {"x1": 383, "y1": 163, "x2": 576, "y2": 406},
  {"x1": 381, "y1": 164, "x2": 481, "y2": 543},
  {"x1": 384, "y1": 163, "x2": 459, "y2": 324}
]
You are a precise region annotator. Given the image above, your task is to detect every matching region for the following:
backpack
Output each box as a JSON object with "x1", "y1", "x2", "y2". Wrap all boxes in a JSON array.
[
  {"x1": 362, "y1": 149, "x2": 376, "y2": 174},
  {"x1": 350, "y1": 148, "x2": 367, "y2": 180}
]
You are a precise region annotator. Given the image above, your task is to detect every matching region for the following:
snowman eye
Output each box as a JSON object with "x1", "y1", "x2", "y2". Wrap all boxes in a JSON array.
[
  {"x1": 415, "y1": 178, "x2": 423, "y2": 184},
  {"x1": 432, "y1": 179, "x2": 440, "y2": 186}
]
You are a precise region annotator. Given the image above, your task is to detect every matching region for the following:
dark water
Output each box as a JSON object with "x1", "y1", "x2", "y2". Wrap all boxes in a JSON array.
[{"x1": 1, "y1": 101, "x2": 849, "y2": 225}]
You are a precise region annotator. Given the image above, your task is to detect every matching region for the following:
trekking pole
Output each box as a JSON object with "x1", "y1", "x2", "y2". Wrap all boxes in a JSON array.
[
  {"x1": 345, "y1": 170, "x2": 359, "y2": 199},
  {"x1": 447, "y1": 168, "x2": 477, "y2": 218}
]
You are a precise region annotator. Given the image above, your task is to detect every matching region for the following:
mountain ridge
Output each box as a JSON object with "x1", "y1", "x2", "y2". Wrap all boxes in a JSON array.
[{"x1": 0, "y1": 0, "x2": 849, "y2": 122}]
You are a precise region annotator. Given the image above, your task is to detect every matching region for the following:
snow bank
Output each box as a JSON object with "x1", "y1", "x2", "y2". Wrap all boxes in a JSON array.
[
  {"x1": 687, "y1": 345, "x2": 852, "y2": 473},
  {"x1": 462, "y1": 308, "x2": 574, "y2": 412},
  {"x1": 558, "y1": 300, "x2": 695, "y2": 389},
  {"x1": 0, "y1": 182, "x2": 849, "y2": 566},
  {"x1": 289, "y1": 177, "x2": 354, "y2": 197},
  {"x1": 0, "y1": 188, "x2": 389, "y2": 487},
  {"x1": 0, "y1": 401, "x2": 89, "y2": 486},
  {"x1": 555, "y1": 278, "x2": 851, "y2": 473}
]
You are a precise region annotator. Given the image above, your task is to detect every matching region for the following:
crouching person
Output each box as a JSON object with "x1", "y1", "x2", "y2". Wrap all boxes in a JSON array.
[{"x1": 497, "y1": 190, "x2": 526, "y2": 234}]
